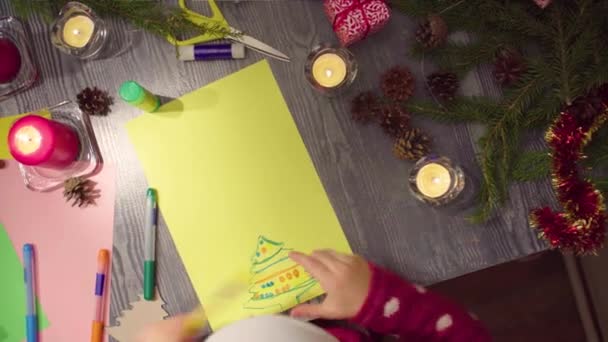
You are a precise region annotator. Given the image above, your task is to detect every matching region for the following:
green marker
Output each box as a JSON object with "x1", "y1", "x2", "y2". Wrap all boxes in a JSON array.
[
  {"x1": 144, "y1": 188, "x2": 157, "y2": 300},
  {"x1": 119, "y1": 80, "x2": 161, "y2": 113}
]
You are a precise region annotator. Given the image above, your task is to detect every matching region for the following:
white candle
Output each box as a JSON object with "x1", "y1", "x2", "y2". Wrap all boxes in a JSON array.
[
  {"x1": 62, "y1": 15, "x2": 95, "y2": 48},
  {"x1": 312, "y1": 53, "x2": 347, "y2": 88}
]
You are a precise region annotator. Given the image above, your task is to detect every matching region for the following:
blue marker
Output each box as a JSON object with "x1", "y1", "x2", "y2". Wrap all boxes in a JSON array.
[{"x1": 23, "y1": 244, "x2": 38, "y2": 342}]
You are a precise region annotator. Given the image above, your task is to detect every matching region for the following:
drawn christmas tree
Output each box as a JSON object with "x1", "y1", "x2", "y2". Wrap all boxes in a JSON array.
[
  {"x1": 243, "y1": 236, "x2": 322, "y2": 312},
  {"x1": 107, "y1": 292, "x2": 168, "y2": 342}
]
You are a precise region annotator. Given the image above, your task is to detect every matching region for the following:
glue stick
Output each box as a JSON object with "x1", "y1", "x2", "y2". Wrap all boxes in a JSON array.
[{"x1": 119, "y1": 80, "x2": 161, "y2": 113}]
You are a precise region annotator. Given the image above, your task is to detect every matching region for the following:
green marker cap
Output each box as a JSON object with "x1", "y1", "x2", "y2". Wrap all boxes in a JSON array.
[
  {"x1": 147, "y1": 188, "x2": 157, "y2": 202},
  {"x1": 119, "y1": 80, "x2": 146, "y2": 105}
]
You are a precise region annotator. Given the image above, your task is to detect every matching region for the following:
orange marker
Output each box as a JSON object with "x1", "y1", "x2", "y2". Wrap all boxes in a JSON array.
[{"x1": 91, "y1": 249, "x2": 109, "y2": 342}]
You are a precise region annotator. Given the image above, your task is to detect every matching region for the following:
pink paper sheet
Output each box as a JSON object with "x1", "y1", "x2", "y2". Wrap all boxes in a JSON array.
[{"x1": 0, "y1": 160, "x2": 115, "y2": 342}]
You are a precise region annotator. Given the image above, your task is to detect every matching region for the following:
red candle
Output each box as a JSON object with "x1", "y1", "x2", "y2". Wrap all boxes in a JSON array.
[
  {"x1": 8, "y1": 115, "x2": 80, "y2": 168},
  {"x1": 0, "y1": 37, "x2": 22, "y2": 84}
]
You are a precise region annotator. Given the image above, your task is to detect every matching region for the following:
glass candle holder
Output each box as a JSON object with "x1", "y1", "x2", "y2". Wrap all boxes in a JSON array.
[
  {"x1": 408, "y1": 155, "x2": 465, "y2": 206},
  {"x1": 304, "y1": 43, "x2": 357, "y2": 96},
  {"x1": 0, "y1": 16, "x2": 39, "y2": 101},
  {"x1": 50, "y1": 2, "x2": 108, "y2": 59},
  {"x1": 16, "y1": 101, "x2": 103, "y2": 192}
]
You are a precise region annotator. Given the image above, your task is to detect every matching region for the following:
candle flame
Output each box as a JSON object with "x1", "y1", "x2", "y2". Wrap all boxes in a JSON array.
[
  {"x1": 432, "y1": 177, "x2": 441, "y2": 184},
  {"x1": 73, "y1": 29, "x2": 80, "y2": 35},
  {"x1": 324, "y1": 68, "x2": 333, "y2": 78},
  {"x1": 14, "y1": 125, "x2": 42, "y2": 155}
]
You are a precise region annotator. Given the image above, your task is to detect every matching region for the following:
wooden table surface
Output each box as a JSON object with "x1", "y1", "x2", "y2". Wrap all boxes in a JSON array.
[{"x1": 1, "y1": 0, "x2": 552, "y2": 332}]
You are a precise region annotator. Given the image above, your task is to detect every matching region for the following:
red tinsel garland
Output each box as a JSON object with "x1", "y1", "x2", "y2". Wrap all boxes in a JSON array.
[{"x1": 530, "y1": 85, "x2": 608, "y2": 255}]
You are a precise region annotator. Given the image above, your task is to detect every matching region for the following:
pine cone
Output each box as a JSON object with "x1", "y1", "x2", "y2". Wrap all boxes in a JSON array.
[
  {"x1": 393, "y1": 128, "x2": 431, "y2": 161},
  {"x1": 566, "y1": 86, "x2": 608, "y2": 123},
  {"x1": 351, "y1": 91, "x2": 381, "y2": 124},
  {"x1": 381, "y1": 66, "x2": 415, "y2": 102},
  {"x1": 77, "y1": 87, "x2": 113, "y2": 116},
  {"x1": 415, "y1": 14, "x2": 448, "y2": 49},
  {"x1": 379, "y1": 104, "x2": 411, "y2": 137},
  {"x1": 64, "y1": 177, "x2": 98, "y2": 207},
  {"x1": 493, "y1": 49, "x2": 526, "y2": 86},
  {"x1": 427, "y1": 72, "x2": 459, "y2": 102}
]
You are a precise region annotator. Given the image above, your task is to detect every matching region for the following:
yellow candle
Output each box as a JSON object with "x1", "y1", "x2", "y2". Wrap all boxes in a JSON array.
[
  {"x1": 62, "y1": 15, "x2": 95, "y2": 48},
  {"x1": 312, "y1": 53, "x2": 347, "y2": 88},
  {"x1": 416, "y1": 163, "x2": 452, "y2": 198}
]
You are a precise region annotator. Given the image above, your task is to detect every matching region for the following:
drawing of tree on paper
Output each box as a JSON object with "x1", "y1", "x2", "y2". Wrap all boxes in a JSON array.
[{"x1": 243, "y1": 236, "x2": 322, "y2": 312}]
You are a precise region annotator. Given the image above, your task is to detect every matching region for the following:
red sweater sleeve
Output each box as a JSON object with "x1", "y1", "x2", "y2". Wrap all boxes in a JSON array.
[{"x1": 351, "y1": 263, "x2": 492, "y2": 342}]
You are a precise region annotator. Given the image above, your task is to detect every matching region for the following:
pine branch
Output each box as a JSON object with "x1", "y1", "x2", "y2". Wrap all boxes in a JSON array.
[
  {"x1": 524, "y1": 95, "x2": 561, "y2": 128},
  {"x1": 502, "y1": 61, "x2": 552, "y2": 115},
  {"x1": 547, "y1": 5, "x2": 576, "y2": 105},
  {"x1": 584, "y1": 126, "x2": 608, "y2": 168},
  {"x1": 393, "y1": 0, "x2": 608, "y2": 222},
  {"x1": 411, "y1": 37, "x2": 505, "y2": 76},
  {"x1": 473, "y1": 0, "x2": 551, "y2": 42},
  {"x1": 511, "y1": 150, "x2": 551, "y2": 182},
  {"x1": 9, "y1": 0, "x2": 234, "y2": 41},
  {"x1": 388, "y1": 0, "x2": 442, "y2": 18},
  {"x1": 10, "y1": 0, "x2": 60, "y2": 20},
  {"x1": 594, "y1": 179, "x2": 608, "y2": 199},
  {"x1": 470, "y1": 108, "x2": 522, "y2": 222},
  {"x1": 405, "y1": 97, "x2": 501, "y2": 124},
  {"x1": 581, "y1": 49, "x2": 608, "y2": 91}
]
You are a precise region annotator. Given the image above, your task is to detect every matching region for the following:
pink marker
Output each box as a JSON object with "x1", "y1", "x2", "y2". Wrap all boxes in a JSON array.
[{"x1": 91, "y1": 249, "x2": 109, "y2": 342}]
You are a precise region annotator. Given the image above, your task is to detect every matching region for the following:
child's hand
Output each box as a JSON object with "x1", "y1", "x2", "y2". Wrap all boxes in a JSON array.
[
  {"x1": 135, "y1": 314, "x2": 190, "y2": 342},
  {"x1": 289, "y1": 250, "x2": 371, "y2": 320}
]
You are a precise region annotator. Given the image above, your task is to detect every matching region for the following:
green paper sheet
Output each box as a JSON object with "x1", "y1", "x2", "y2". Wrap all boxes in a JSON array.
[
  {"x1": 0, "y1": 224, "x2": 49, "y2": 342},
  {"x1": 0, "y1": 110, "x2": 51, "y2": 159},
  {"x1": 126, "y1": 60, "x2": 351, "y2": 330}
]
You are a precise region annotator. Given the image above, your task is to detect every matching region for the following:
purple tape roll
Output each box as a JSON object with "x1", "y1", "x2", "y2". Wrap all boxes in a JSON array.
[{"x1": 178, "y1": 43, "x2": 246, "y2": 61}]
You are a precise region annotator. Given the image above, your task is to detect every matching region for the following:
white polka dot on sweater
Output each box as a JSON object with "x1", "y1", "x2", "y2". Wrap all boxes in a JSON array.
[
  {"x1": 436, "y1": 314, "x2": 453, "y2": 332},
  {"x1": 383, "y1": 297, "x2": 400, "y2": 318},
  {"x1": 414, "y1": 284, "x2": 427, "y2": 294}
]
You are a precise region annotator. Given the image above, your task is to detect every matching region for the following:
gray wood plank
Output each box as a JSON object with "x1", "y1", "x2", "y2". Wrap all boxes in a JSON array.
[{"x1": 0, "y1": 0, "x2": 551, "y2": 336}]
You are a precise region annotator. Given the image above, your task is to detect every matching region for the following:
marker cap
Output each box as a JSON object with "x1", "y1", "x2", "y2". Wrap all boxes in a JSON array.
[
  {"x1": 147, "y1": 188, "x2": 157, "y2": 202},
  {"x1": 231, "y1": 43, "x2": 246, "y2": 59},
  {"x1": 98, "y1": 249, "x2": 109, "y2": 266},
  {"x1": 23, "y1": 243, "x2": 34, "y2": 253}
]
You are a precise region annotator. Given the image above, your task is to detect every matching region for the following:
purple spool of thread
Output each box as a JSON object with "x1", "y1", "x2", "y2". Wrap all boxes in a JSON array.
[{"x1": 178, "y1": 43, "x2": 246, "y2": 61}]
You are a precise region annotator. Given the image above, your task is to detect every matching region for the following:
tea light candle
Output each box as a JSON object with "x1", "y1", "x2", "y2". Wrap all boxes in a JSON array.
[
  {"x1": 8, "y1": 115, "x2": 80, "y2": 168},
  {"x1": 415, "y1": 163, "x2": 452, "y2": 198},
  {"x1": 312, "y1": 53, "x2": 347, "y2": 88},
  {"x1": 0, "y1": 37, "x2": 21, "y2": 84},
  {"x1": 62, "y1": 15, "x2": 95, "y2": 48}
]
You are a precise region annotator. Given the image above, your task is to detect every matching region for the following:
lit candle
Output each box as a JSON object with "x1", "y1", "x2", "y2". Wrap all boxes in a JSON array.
[
  {"x1": 312, "y1": 53, "x2": 347, "y2": 88},
  {"x1": 415, "y1": 163, "x2": 452, "y2": 198},
  {"x1": 8, "y1": 115, "x2": 80, "y2": 168},
  {"x1": 62, "y1": 15, "x2": 95, "y2": 48}
]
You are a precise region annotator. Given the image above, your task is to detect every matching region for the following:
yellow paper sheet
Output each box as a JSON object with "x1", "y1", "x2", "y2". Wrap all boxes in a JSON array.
[
  {"x1": 0, "y1": 110, "x2": 51, "y2": 159},
  {"x1": 126, "y1": 60, "x2": 351, "y2": 330}
]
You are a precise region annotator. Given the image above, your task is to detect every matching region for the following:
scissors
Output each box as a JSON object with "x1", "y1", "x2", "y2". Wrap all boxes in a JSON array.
[{"x1": 167, "y1": 0, "x2": 290, "y2": 62}]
